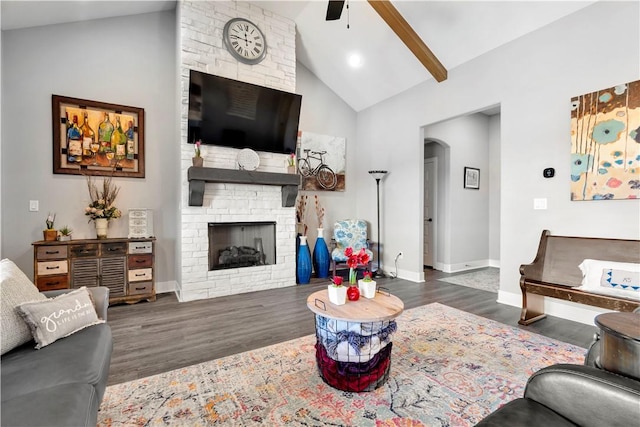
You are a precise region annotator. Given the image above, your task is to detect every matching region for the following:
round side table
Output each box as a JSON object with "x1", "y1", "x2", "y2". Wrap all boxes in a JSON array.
[
  {"x1": 594, "y1": 312, "x2": 640, "y2": 381},
  {"x1": 306, "y1": 289, "x2": 404, "y2": 392}
]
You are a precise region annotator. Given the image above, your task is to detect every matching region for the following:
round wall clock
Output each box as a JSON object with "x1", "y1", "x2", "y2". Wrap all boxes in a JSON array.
[{"x1": 223, "y1": 18, "x2": 267, "y2": 65}]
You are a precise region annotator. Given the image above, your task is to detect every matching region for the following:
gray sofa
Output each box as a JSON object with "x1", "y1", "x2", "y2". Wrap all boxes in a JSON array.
[{"x1": 1, "y1": 287, "x2": 112, "y2": 427}]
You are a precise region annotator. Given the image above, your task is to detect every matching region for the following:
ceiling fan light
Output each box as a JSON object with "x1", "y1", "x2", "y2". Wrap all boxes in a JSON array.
[{"x1": 348, "y1": 53, "x2": 363, "y2": 68}]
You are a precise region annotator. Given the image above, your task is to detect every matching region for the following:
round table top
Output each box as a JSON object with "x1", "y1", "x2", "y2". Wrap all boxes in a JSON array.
[
  {"x1": 306, "y1": 289, "x2": 404, "y2": 323},
  {"x1": 594, "y1": 312, "x2": 640, "y2": 341}
]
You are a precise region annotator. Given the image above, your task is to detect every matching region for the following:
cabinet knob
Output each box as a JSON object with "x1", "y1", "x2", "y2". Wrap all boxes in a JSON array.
[{"x1": 46, "y1": 266, "x2": 59, "y2": 270}]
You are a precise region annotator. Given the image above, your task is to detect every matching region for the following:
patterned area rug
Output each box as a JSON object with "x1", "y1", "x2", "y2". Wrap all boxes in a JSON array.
[
  {"x1": 98, "y1": 303, "x2": 585, "y2": 426},
  {"x1": 438, "y1": 268, "x2": 500, "y2": 293}
]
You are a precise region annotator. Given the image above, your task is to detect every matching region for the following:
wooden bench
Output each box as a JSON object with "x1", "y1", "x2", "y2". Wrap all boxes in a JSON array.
[{"x1": 519, "y1": 230, "x2": 640, "y2": 325}]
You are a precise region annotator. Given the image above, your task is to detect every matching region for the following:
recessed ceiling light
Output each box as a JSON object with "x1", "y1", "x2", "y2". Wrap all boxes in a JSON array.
[{"x1": 348, "y1": 53, "x2": 363, "y2": 68}]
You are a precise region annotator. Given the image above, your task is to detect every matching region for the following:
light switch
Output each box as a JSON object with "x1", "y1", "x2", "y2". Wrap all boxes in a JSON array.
[
  {"x1": 533, "y1": 198, "x2": 547, "y2": 210},
  {"x1": 29, "y1": 200, "x2": 39, "y2": 212}
]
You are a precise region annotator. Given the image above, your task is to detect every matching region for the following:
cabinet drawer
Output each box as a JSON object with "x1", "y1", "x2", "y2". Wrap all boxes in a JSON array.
[
  {"x1": 103, "y1": 242, "x2": 127, "y2": 256},
  {"x1": 129, "y1": 218, "x2": 148, "y2": 227},
  {"x1": 36, "y1": 246, "x2": 68, "y2": 260},
  {"x1": 37, "y1": 260, "x2": 68, "y2": 276},
  {"x1": 129, "y1": 241, "x2": 153, "y2": 254},
  {"x1": 70, "y1": 244, "x2": 99, "y2": 258},
  {"x1": 128, "y1": 281, "x2": 153, "y2": 295},
  {"x1": 36, "y1": 275, "x2": 69, "y2": 291},
  {"x1": 129, "y1": 209, "x2": 148, "y2": 219},
  {"x1": 128, "y1": 254, "x2": 153, "y2": 269},
  {"x1": 128, "y1": 268, "x2": 152, "y2": 282}
]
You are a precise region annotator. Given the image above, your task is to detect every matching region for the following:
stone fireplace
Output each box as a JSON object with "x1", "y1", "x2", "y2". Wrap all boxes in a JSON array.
[{"x1": 177, "y1": 1, "x2": 298, "y2": 301}]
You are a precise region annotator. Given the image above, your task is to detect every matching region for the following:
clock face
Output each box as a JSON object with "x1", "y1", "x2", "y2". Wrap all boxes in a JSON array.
[{"x1": 223, "y1": 18, "x2": 267, "y2": 65}]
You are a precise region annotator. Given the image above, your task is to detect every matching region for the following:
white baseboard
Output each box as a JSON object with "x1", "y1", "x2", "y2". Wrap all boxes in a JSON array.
[
  {"x1": 441, "y1": 259, "x2": 492, "y2": 273},
  {"x1": 497, "y1": 290, "x2": 609, "y2": 326}
]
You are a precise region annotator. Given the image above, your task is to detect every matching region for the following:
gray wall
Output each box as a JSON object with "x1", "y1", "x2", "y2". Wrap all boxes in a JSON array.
[
  {"x1": 353, "y1": 1, "x2": 640, "y2": 321},
  {"x1": 1, "y1": 11, "x2": 179, "y2": 285}
]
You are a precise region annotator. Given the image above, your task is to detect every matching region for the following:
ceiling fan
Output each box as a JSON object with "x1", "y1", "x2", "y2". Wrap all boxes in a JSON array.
[{"x1": 325, "y1": 0, "x2": 447, "y2": 82}]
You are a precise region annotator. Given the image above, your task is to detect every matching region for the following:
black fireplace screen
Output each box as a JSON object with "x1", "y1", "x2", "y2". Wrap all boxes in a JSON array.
[{"x1": 208, "y1": 222, "x2": 276, "y2": 270}]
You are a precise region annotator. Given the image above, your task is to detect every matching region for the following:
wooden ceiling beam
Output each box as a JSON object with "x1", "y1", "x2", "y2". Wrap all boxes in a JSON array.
[{"x1": 367, "y1": 0, "x2": 447, "y2": 82}]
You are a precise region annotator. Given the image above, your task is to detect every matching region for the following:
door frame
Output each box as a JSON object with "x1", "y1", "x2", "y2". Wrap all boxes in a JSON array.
[{"x1": 424, "y1": 157, "x2": 438, "y2": 269}]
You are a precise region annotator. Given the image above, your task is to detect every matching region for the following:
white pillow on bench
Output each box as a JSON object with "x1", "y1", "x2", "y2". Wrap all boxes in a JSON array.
[{"x1": 578, "y1": 259, "x2": 640, "y2": 301}]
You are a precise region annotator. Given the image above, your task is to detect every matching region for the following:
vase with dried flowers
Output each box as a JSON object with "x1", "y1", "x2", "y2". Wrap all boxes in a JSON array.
[
  {"x1": 287, "y1": 152, "x2": 296, "y2": 174},
  {"x1": 85, "y1": 175, "x2": 122, "y2": 239},
  {"x1": 327, "y1": 276, "x2": 347, "y2": 305},
  {"x1": 43, "y1": 212, "x2": 57, "y2": 241},
  {"x1": 192, "y1": 139, "x2": 203, "y2": 167},
  {"x1": 312, "y1": 195, "x2": 330, "y2": 278}
]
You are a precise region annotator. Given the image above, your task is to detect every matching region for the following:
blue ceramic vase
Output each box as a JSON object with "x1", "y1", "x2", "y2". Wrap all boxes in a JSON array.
[
  {"x1": 313, "y1": 228, "x2": 331, "y2": 279},
  {"x1": 297, "y1": 235, "x2": 312, "y2": 284}
]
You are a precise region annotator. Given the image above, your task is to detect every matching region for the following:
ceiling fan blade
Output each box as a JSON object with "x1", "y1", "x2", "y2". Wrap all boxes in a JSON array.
[
  {"x1": 367, "y1": 0, "x2": 447, "y2": 82},
  {"x1": 326, "y1": 0, "x2": 345, "y2": 21}
]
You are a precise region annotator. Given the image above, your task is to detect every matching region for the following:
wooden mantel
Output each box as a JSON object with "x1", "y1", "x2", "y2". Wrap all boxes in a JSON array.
[{"x1": 187, "y1": 167, "x2": 301, "y2": 207}]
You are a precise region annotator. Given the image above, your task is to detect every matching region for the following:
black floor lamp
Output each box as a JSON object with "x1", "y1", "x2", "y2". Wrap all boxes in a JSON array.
[{"x1": 369, "y1": 170, "x2": 388, "y2": 278}]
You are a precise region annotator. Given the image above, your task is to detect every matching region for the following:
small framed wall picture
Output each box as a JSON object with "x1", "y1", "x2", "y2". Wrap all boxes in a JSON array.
[{"x1": 464, "y1": 167, "x2": 480, "y2": 189}]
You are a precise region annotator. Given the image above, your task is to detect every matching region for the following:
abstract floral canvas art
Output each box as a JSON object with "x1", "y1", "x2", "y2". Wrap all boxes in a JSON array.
[{"x1": 570, "y1": 79, "x2": 640, "y2": 200}]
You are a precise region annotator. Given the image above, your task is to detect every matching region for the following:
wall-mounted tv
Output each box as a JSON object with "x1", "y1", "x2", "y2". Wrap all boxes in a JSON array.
[{"x1": 188, "y1": 70, "x2": 302, "y2": 154}]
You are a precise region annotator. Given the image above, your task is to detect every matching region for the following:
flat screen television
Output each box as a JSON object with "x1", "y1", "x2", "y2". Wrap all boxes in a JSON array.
[{"x1": 188, "y1": 70, "x2": 302, "y2": 154}]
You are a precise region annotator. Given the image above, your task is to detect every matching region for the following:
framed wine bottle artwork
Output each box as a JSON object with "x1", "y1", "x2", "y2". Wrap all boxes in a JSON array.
[{"x1": 52, "y1": 95, "x2": 145, "y2": 178}]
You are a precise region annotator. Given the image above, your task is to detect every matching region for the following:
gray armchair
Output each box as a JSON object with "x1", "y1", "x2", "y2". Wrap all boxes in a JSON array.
[
  {"x1": 475, "y1": 363, "x2": 640, "y2": 427},
  {"x1": 42, "y1": 286, "x2": 109, "y2": 320}
]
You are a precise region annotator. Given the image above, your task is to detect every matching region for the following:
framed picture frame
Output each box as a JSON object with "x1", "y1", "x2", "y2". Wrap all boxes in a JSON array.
[
  {"x1": 464, "y1": 167, "x2": 480, "y2": 189},
  {"x1": 52, "y1": 95, "x2": 145, "y2": 178}
]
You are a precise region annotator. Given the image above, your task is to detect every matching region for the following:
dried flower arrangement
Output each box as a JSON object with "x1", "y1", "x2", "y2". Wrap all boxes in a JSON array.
[
  {"x1": 314, "y1": 195, "x2": 325, "y2": 228},
  {"x1": 296, "y1": 194, "x2": 308, "y2": 235},
  {"x1": 85, "y1": 175, "x2": 122, "y2": 222}
]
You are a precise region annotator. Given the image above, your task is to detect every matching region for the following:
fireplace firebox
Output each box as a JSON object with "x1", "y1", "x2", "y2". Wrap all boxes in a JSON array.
[{"x1": 208, "y1": 222, "x2": 276, "y2": 271}]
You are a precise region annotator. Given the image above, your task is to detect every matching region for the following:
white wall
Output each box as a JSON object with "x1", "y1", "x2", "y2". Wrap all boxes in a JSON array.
[
  {"x1": 1, "y1": 11, "x2": 179, "y2": 287},
  {"x1": 355, "y1": 1, "x2": 640, "y2": 323},
  {"x1": 0, "y1": 13, "x2": 3, "y2": 260},
  {"x1": 424, "y1": 114, "x2": 491, "y2": 272},
  {"x1": 488, "y1": 114, "x2": 501, "y2": 265}
]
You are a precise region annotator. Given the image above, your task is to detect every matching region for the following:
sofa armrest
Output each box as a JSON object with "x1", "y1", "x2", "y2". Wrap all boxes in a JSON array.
[
  {"x1": 41, "y1": 287, "x2": 110, "y2": 321},
  {"x1": 525, "y1": 364, "x2": 640, "y2": 427}
]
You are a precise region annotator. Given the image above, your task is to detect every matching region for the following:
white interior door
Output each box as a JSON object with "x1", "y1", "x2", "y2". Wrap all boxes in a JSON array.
[{"x1": 424, "y1": 158, "x2": 437, "y2": 268}]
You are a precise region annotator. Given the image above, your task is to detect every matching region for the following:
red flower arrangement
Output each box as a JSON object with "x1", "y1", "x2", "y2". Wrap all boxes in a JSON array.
[{"x1": 344, "y1": 247, "x2": 370, "y2": 285}]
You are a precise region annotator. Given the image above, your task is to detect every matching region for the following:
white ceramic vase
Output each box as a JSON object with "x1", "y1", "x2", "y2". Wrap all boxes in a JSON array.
[
  {"x1": 358, "y1": 279, "x2": 377, "y2": 299},
  {"x1": 328, "y1": 285, "x2": 347, "y2": 305},
  {"x1": 95, "y1": 218, "x2": 108, "y2": 239}
]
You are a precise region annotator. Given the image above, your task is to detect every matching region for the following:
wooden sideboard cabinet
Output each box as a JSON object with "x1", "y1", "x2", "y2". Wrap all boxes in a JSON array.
[{"x1": 32, "y1": 237, "x2": 156, "y2": 305}]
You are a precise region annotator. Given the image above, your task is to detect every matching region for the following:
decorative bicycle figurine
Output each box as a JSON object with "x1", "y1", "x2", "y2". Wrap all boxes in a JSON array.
[{"x1": 298, "y1": 149, "x2": 337, "y2": 189}]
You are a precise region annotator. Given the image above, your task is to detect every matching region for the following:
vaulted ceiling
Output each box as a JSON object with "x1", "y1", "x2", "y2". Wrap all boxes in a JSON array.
[{"x1": 1, "y1": 1, "x2": 595, "y2": 111}]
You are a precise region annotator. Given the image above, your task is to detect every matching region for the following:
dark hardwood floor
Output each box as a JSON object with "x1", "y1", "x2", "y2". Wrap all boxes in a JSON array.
[{"x1": 105, "y1": 269, "x2": 596, "y2": 385}]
